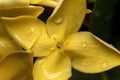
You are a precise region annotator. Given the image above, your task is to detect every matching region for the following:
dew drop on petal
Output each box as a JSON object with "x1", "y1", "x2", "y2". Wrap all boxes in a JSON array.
[
  {"x1": 39, "y1": 60, "x2": 43, "y2": 64},
  {"x1": 54, "y1": 16, "x2": 63, "y2": 24},
  {"x1": 81, "y1": 41, "x2": 87, "y2": 48},
  {"x1": 30, "y1": 27, "x2": 34, "y2": 32},
  {"x1": 51, "y1": 35, "x2": 59, "y2": 41},
  {"x1": 83, "y1": 43, "x2": 87, "y2": 48},
  {"x1": 102, "y1": 62, "x2": 108, "y2": 69}
]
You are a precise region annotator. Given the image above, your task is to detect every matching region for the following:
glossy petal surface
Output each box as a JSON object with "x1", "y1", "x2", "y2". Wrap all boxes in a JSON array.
[
  {"x1": 47, "y1": 0, "x2": 86, "y2": 40},
  {"x1": 64, "y1": 32, "x2": 120, "y2": 73},
  {"x1": 31, "y1": 21, "x2": 56, "y2": 57},
  {"x1": 0, "y1": 6, "x2": 44, "y2": 17},
  {"x1": 33, "y1": 50, "x2": 71, "y2": 80},
  {"x1": 30, "y1": 0, "x2": 57, "y2": 7},
  {"x1": 0, "y1": 20, "x2": 22, "y2": 59},
  {"x1": 1, "y1": 16, "x2": 42, "y2": 50},
  {"x1": 0, "y1": 0, "x2": 29, "y2": 10},
  {"x1": 0, "y1": 51, "x2": 33, "y2": 80}
]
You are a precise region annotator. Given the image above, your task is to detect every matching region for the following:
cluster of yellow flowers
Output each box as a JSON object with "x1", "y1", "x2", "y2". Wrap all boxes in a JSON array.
[{"x1": 0, "y1": 0, "x2": 120, "y2": 80}]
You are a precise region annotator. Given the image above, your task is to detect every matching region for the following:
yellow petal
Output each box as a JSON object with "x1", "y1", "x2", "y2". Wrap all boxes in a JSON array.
[
  {"x1": 53, "y1": 0, "x2": 59, "y2": 2},
  {"x1": 46, "y1": 0, "x2": 87, "y2": 40},
  {"x1": 33, "y1": 50, "x2": 71, "y2": 80},
  {"x1": 64, "y1": 32, "x2": 120, "y2": 73},
  {"x1": 0, "y1": 0, "x2": 29, "y2": 10},
  {"x1": 1, "y1": 16, "x2": 42, "y2": 50},
  {"x1": 31, "y1": 26, "x2": 56, "y2": 57},
  {"x1": 0, "y1": 6, "x2": 44, "y2": 17},
  {"x1": 0, "y1": 20, "x2": 22, "y2": 59},
  {"x1": 0, "y1": 51, "x2": 33, "y2": 80},
  {"x1": 87, "y1": 9, "x2": 92, "y2": 14},
  {"x1": 30, "y1": 0, "x2": 58, "y2": 7},
  {"x1": 0, "y1": 37, "x2": 23, "y2": 59}
]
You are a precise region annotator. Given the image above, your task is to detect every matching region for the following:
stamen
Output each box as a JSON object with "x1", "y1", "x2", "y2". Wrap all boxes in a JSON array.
[{"x1": 56, "y1": 42, "x2": 63, "y2": 49}]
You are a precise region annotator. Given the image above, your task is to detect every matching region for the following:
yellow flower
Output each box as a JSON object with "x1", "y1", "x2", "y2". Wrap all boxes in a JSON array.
[
  {"x1": 0, "y1": 0, "x2": 36, "y2": 77},
  {"x1": 0, "y1": 0, "x2": 44, "y2": 17},
  {"x1": 0, "y1": 1, "x2": 41, "y2": 79},
  {"x1": 0, "y1": 0, "x2": 44, "y2": 58},
  {"x1": 0, "y1": 51, "x2": 33, "y2": 80},
  {"x1": 1, "y1": 0, "x2": 120, "y2": 80},
  {"x1": 0, "y1": 0, "x2": 62, "y2": 80},
  {"x1": 30, "y1": 0, "x2": 59, "y2": 7},
  {"x1": 0, "y1": 0, "x2": 59, "y2": 59}
]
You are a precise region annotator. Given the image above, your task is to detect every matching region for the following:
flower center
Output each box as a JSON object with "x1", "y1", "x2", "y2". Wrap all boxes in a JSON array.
[
  {"x1": 56, "y1": 42, "x2": 63, "y2": 49},
  {"x1": 51, "y1": 35, "x2": 64, "y2": 49}
]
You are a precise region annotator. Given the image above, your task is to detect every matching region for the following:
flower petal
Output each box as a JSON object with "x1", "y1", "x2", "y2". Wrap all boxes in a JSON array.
[
  {"x1": 33, "y1": 50, "x2": 71, "y2": 80},
  {"x1": 0, "y1": 0, "x2": 29, "y2": 10},
  {"x1": 46, "y1": 0, "x2": 87, "y2": 40},
  {"x1": 0, "y1": 6, "x2": 44, "y2": 17},
  {"x1": 0, "y1": 51, "x2": 33, "y2": 80},
  {"x1": 31, "y1": 29, "x2": 56, "y2": 57},
  {"x1": 30, "y1": 0, "x2": 58, "y2": 7},
  {"x1": 0, "y1": 37, "x2": 23, "y2": 59},
  {"x1": 64, "y1": 32, "x2": 120, "y2": 73},
  {"x1": 1, "y1": 16, "x2": 42, "y2": 50},
  {"x1": 0, "y1": 20, "x2": 22, "y2": 59}
]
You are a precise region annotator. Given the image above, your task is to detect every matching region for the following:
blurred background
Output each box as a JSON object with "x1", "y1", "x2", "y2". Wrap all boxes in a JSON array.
[{"x1": 39, "y1": 0, "x2": 120, "y2": 80}]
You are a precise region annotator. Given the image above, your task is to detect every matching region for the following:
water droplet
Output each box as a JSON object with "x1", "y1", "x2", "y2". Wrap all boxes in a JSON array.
[
  {"x1": 54, "y1": 16, "x2": 63, "y2": 24},
  {"x1": 30, "y1": 27, "x2": 34, "y2": 32},
  {"x1": 39, "y1": 60, "x2": 43, "y2": 64},
  {"x1": 83, "y1": 43, "x2": 87, "y2": 48},
  {"x1": 81, "y1": 42, "x2": 87, "y2": 48},
  {"x1": 102, "y1": 62, "x2": 108, "y2": 68},
  {"x1": 51, "y1": 35, "x2": 59, "y2": 41}
]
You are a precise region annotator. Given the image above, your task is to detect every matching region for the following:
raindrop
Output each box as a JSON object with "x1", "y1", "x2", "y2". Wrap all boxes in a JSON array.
[
  {"x1": 54, "y1": 16, "x2": 63, "y2": 24},
  {"x1": 39, "y1": 60, "x2": 43, "y2": 64},
  {"x1": 30, "y1": 27, "x2": 34, "y2": 32},
  {"x1": 51, "y1": 35, "x2": 59, "y2": 41},
  {"x1": 81, "y1": 41, "x2": 87, "y2": 48},
  {"x1": 102, "y1": 62, "x2": 108, "y2": 69},
  {"x1": 83, "y1": 43, "x2": 87, "y2": 48}
]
